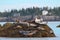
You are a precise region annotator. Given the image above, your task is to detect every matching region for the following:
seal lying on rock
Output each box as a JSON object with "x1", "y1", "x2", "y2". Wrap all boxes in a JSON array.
[{"x1": 0, "y1": 21, "x2": 56, "y2": 37}]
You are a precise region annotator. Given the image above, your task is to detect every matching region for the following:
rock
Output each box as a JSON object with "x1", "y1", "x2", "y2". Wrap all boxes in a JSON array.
[
  {"x1": 57, "y1": 25, "x2": 60, "y2": 27},
  {"x1": 0, "y1": 22, "x2": 56, "y2": 37}
]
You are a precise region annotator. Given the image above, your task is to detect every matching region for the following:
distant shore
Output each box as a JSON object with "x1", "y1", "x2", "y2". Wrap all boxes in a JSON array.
[{"x1": 0, "y1": 15, "x2": 60, "y2": 22}]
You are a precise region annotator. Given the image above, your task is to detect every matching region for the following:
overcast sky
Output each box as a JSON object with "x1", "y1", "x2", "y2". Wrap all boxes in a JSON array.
[{"x1": 0, "y1": 0, "x2": 60, "y2": 12}]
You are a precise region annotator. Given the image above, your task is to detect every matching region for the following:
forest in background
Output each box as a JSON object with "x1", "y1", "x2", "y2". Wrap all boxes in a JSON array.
[{"x1": 0, "y1": 7, "x2": 60, "y2": 17}]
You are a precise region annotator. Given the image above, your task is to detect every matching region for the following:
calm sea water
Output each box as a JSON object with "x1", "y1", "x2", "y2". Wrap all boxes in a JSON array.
[{"x1": 0, "y1": 21, "x2": 60, "y2": 40}]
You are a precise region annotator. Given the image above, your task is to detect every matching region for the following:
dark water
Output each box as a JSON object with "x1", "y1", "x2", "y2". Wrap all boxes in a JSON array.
[{"x1": 0, "y1": 21, "x2": 60, "y2": 40}]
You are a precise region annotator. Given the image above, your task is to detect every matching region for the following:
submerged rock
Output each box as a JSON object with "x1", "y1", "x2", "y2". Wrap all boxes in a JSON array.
[{"x1": 0, "y1": 22, "x2": 55, "y2": 37}]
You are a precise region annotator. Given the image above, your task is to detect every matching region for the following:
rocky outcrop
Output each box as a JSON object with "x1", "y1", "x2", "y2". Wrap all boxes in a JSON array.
[
  {"x1": 0, "y1": 22, "x2": 55, "y2": 37},
  {"x1": 57, "y1": 25, "x2": 60, "y2": 27}
]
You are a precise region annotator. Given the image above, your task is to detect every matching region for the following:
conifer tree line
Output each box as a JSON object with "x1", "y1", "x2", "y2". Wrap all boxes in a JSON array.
[{"x1": 0, "y1": 7, "x2": 60, "y2": 17}]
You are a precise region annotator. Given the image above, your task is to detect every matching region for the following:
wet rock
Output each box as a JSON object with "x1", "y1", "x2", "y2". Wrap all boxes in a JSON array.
[
  {"x1": 0, "y1": 22, "x2": 56, "y2": 37},
  {"x1": 57, "y1": 25, "x2": 60, "y2": 27}
]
